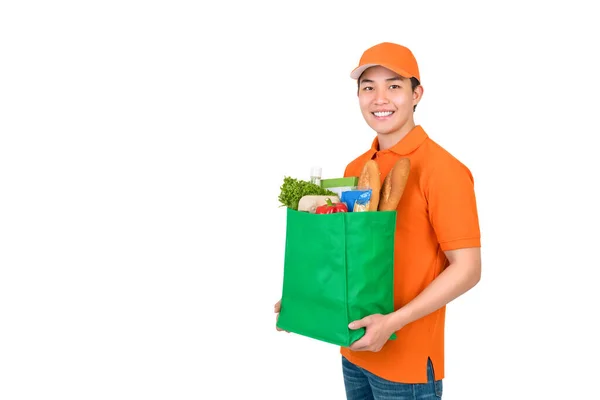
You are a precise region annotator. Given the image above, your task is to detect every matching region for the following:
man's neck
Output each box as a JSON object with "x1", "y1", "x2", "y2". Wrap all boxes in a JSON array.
[{"x1": 377, "y1": 122, "x2": 416, "y2": 151}]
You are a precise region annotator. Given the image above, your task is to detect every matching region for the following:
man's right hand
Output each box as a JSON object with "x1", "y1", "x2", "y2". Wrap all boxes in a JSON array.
[{"x1": 274, "y1": 300, "x2": 288, "y2": 332}]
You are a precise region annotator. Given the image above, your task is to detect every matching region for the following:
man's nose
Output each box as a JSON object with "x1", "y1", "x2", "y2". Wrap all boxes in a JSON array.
[{"x1": 373, "y1": 89, "x2": 389, "y2": 104}]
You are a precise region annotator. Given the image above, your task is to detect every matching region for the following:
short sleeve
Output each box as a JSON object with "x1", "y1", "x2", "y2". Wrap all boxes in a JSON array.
[{"x1": 426, "y1": 159, "x2": 481, "y2": 251}]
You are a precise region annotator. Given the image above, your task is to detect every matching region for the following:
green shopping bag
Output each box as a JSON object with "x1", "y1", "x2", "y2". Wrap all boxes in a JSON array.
[{"x1": 277, "y1": 208, "x2": 396, "y2": 347}]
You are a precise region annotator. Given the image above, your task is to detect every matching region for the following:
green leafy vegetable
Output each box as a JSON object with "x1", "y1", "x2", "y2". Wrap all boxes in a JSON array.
[{"x1": 278, "y1": 176, "x2": 337, "y2": 210}]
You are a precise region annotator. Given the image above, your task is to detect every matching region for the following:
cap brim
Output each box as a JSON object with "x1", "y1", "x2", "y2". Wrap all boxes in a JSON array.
[{"x1": 350, "y1": 63, "x2": 413, "y2": 80}]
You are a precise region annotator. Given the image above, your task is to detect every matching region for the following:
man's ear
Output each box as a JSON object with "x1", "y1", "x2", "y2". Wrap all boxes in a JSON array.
[{"x1": 413, "y1": 85, "x2": 424, "y2": 107}]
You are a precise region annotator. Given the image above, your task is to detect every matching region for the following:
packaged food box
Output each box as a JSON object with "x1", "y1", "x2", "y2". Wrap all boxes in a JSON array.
[{"x1": 320, "y1": 177, "x2": 359, "y2": 198}]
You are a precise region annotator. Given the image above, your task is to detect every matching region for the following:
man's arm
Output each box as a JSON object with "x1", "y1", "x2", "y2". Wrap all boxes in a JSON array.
[
  {"x1": 388, "y1": 246, "x2": 481, "y2": 330},
  {"x1": 348, "y1": 246, "x2": 481, "y2": 352}
]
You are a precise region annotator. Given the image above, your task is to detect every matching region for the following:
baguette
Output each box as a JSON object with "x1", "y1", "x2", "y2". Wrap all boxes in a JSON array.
[
  {"x1": 378, "y1": 158, "x2": 411, "y2": 211},
  {"x1": 357, "y1": 160, "x2": 381, "y2": 211}
]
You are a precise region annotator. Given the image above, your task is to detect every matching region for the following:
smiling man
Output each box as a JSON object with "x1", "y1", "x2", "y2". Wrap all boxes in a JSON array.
[{"x1": 340, "y1": 42, "x2": 482, "y2": 399}]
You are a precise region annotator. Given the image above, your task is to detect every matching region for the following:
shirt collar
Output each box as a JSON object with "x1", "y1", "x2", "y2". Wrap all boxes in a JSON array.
[{"x1": 368, "y1": 125, "x2": 429, "y2": 156}]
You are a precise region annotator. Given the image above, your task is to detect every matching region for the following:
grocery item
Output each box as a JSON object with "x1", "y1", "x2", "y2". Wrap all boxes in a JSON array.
[
  {"x1": 379, "y1": 158, "x2": 411, "y2": 211},
  {"x1": 341, "y1": 189, "x2": 372, "y2": 212},
  {"x1": 298, "y1": 195, "x2": 341, "y2": 213},
  {"x1": 320, "y1": 177, "x2": 359, "y2": 198},
  {"x1": 315, "y1": 198, "x2": 348, "y2": 214},
  {"x1": 357, "y1": 160, "x2": 381, "y2": 211},
  {"x1": 310, "y1": 166, "x2": 322, "y2": 186},
  {"x1": 278, "y1": 177, "x2": 337, "y2": 210}
]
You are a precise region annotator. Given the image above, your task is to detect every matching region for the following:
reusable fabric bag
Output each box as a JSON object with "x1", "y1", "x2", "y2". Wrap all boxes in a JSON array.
[{"x1": 277, "y1": 208, "x2": 396, "y2": 347}]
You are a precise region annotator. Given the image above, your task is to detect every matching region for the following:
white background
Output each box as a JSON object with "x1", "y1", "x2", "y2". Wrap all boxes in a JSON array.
[{"x1": 1, "y1": 1, "x2": 599, "y2": 399}]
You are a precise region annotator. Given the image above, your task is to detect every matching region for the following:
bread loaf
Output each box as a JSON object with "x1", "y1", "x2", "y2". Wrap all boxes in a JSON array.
[
  {"x1": 378, "y1": 158, "x2": 411, "y2": 211},
  {"x1": 357, "y1": 160, "x2": 381, "y2": 211}
]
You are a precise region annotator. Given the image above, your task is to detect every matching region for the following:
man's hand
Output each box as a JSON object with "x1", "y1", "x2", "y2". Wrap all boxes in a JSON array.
[
  {"x1": 274, "y1": 300, "x2": 288, "y2": 332},
  {"x1": 348, "y1": 313, "x2": 395, "y2": 352}
]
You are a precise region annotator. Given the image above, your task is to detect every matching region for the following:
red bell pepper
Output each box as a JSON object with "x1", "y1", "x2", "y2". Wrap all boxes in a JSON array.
[{"x1": 315, "y1": 198, "x2": 348, "y2": 214}]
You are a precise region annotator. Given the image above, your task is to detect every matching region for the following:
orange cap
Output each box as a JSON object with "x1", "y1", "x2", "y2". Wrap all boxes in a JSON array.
[{"x1": 350, "y1": 42, "x2": 420, "y2": 82}]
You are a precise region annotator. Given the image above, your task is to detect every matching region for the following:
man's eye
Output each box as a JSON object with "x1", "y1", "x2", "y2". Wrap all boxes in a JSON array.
[
  {"x1": 362, "y1": 86, "x2": 373, "y2": 91},
  {"x1": 390, "y1": 85, "x2": 401, "y2": 89}
]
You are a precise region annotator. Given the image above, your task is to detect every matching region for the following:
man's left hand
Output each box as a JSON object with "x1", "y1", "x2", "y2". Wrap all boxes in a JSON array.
[{"x1": 347, "y1": 313, "x2": 396, "y2": 352}]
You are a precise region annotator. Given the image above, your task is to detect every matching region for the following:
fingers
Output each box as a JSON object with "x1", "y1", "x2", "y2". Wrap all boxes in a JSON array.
[
  {"x1": 349, "y1": 333, "x2": 376, "y2": 351},
  {"x1": 349, "y1": 336, "x2": 370, "y2": 351},
  {"x1": 274, "y1": 300, "x2": 288, "y2": 332},
  {"x1": 348, "y1": 316, "x2": 372, "y2": 350},
  {"x1": 275, "y1": 314, "x2": 289, "y2": 333},
  {"x1": 349, "y1": 316, "x2": 370, "y2": 330}
]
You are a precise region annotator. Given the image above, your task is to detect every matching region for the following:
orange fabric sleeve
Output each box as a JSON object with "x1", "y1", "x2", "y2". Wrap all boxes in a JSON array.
[{"x1": 426, "y1": 159, "x2": 481, "y2": 251}]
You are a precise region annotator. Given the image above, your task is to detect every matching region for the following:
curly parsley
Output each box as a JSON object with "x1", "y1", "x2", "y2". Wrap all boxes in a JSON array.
[{"x1": 278, "y1": 176, "x2": 337, "y2": 210}]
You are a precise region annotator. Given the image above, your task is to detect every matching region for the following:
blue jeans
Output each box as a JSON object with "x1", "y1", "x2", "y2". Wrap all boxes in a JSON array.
[{"x1": 342, "y1": 356, "x2": 443, "y2": 400}]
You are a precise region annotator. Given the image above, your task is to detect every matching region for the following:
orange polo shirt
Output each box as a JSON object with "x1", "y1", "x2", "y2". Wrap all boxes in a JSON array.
[{"x1": 340, "y1": 125, "x2": 481, "y2": 383}]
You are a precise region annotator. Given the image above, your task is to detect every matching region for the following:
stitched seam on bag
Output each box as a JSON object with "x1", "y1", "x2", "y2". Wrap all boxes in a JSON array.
[{"x1": 343, "y1": 213, "x2": 350, "y2": 347}]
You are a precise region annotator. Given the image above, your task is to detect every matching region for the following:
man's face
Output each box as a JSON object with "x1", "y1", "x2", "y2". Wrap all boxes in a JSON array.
[{"x1": 357, "y1": 66, "x2": 421, "y2": 136}]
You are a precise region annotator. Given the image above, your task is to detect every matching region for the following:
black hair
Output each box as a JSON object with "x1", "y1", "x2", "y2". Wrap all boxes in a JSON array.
[{"x1": 410, "y1": 77, "x2": 420, "y2": 112}]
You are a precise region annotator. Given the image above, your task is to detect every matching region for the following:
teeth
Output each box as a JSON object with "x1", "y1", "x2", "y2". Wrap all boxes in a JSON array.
[{"x1": 374, "y1": 111, "x2": 393, "y2": 117}]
